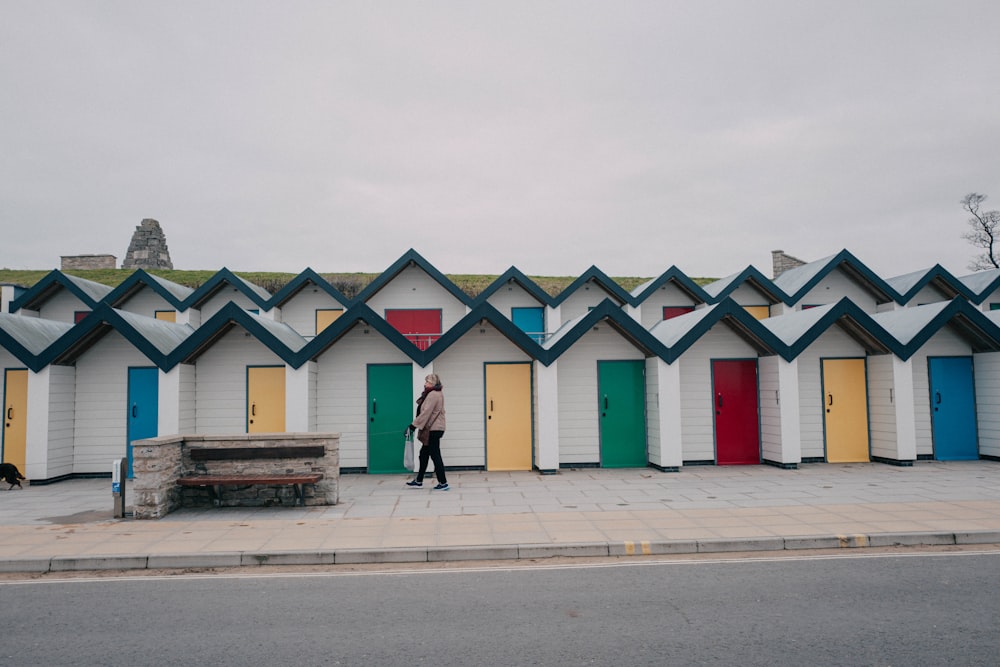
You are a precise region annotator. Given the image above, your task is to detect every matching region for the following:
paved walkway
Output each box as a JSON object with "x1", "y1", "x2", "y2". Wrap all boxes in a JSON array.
[{"x1": 3, "y1": 461, "x2": 1000, "y2": 572}]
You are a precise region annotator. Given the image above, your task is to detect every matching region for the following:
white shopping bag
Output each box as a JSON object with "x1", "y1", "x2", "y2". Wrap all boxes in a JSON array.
[{"x1": 403, "y1": 430, "x2": 415, "y2": 472}]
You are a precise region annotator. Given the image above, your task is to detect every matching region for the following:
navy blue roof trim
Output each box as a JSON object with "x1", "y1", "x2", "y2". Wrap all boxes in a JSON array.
[
  {"x1": 423, "y1": 301, "x2": 546, "y2": 363},
  {"x1": 9, "y1": 270, "x2": 113, "y2": 313},
  {"x1": 355, "y1": 249, "x2": 474, "y2": 306},
  {"x1": 185, "y1": 268, "x2": 272, "y2": 310},
  {"x1": 105, "y1": 269, "x2": 192, "y2": 310},
  {"x1": 267, "y1": 268, "x2": 353, "y2": 309},
  {"x1": 893, "y1": 298, "x2": 1000, "y2": 360},
  {"x1": 886, "y1": 265, "x2": 975, "y2": 305},
  {"x1": 0, "y1": 318, "x2": 72, "y2": 372},
  {"x1": 45, "y1": 303, "x2": 186, "y2": 370},
  {"x1": 472, "y1": 267, "x2": 555, "y2": 308},
  {"x1": 650, "y1": 299, "x2": 784, "y2": 363},
  {"x1": 701, "y1": 266, "x2": 783, "y2": 304},
  {"x1": 166, "y1": 302, "x2": 301, "y2": 369},
  {"x1": 551, "y1": 266, "x2": 634, "y2": 307},
  {"x1": 775, "y1": 249, "x2": 897, "y2": 305},
  {"x1": 771, "y1": 298, "x2": 897, "y2": 361},
  {"x1": 545, "y1": 299, "x2": 667, "y2": 364},
  {"x1": 298, "y1": 302, "x2": 425, "y2": 365},
  {"x1": 630, "y1": 266, "x2": 710, "y2": 304}
]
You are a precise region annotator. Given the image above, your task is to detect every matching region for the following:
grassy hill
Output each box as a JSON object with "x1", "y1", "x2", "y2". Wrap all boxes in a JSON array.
[{"x1": 0, "y1": 268, "x2": 716, "y2": 299}]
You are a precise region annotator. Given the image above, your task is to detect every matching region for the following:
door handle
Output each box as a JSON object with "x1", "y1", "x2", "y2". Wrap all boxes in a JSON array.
[
  {"x1": 6, "y1": 406, "x2": 11, "y2": 420},
  {"x1": 372, "y1": 399, "x2": 376, "y2": 415},
  {"x1": 936, "y1": 392, "x2": 942, "y2": 405},
  {"x1": 827, "y1": 394, "x2": 833, "y2": 406},
  {"x1": 716, "y1": 393, "x2": 723, "y2": 408},
  {"x1": 490, "y1": 399, "x2": 494, "y2": 412},
  {"x1": 604, "y1": 395, "x2": 608, "y2": 410},
  {"x1": 132, "y1": 404, "x2": 137, "y2": 418},
  {"x1": 251, "y1": 403, "x2": 256, "y2": 416}
]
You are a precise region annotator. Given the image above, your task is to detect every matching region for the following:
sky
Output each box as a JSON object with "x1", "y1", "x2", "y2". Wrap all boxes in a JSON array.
[{"x1": 2, "y1": 1, "x2": 999, "y2": 281}]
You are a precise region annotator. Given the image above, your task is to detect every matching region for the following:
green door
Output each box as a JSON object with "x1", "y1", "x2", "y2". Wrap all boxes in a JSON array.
[
  {"x1": 598, "y1": 360, "x2": 647, "y2": 468},
  {"x1": 367, "y1": 364, "x2": 413, "y2": 474}
]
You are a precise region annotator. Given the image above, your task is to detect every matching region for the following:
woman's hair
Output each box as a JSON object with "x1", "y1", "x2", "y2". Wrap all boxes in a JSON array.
[{"x1": 425, "y1": 373, "x2": 442, "y2": 386}]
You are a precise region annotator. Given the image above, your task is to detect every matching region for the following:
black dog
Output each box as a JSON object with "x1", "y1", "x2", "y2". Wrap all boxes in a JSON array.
[{"x1": 0, "y1": 462, "x2": 25, "y2": 489}]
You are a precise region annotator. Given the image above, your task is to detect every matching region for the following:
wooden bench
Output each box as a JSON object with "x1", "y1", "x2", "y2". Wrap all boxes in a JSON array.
[{"x1": 177, "y1": 445, "x2": 326, "y2": 507}]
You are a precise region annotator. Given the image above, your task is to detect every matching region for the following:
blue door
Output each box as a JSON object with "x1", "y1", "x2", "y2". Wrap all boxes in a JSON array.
[
  {"x1": 928, "y1": 357, "x2": 978, "y2": 461},
  {"x1": 127, "y1": 367, "x2": 159, "y2": 478},
  {"x1": 512, "y1": 307, "x2": 545, "y2": 343}
]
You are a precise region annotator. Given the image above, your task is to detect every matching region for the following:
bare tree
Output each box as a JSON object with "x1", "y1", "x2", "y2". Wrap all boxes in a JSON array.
[{"x1": 962, "y1": 193, "x2": 1000, "y2": 271}]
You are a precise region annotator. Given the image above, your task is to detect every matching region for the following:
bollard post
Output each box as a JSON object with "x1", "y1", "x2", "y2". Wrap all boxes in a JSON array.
[{"x1": 112, "y1": 458, "x2": 127, "y2": 518}]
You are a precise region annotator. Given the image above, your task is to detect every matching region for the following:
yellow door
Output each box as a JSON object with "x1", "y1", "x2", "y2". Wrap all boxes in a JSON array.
[
  {"x1": 2, "y1": 369, "x2": 28, "y2": 470},
  {"x1": 485, "y1": 363, "x2": 533, "y2": 471},
  {"x1": 247, "y1": 366, "x2": 286, "y2": 433},
  {"x1": 822, "y1": 358, "x2": 870, "y2": 463}
]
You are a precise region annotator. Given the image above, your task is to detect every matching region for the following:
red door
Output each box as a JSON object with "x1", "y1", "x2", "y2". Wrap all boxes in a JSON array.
[
  {"x1": 712, "y1": 359, "x2": 760, "y2": 465},
  {"x1": 385, "y1": 309, "x2": 442, "y2": 350}
]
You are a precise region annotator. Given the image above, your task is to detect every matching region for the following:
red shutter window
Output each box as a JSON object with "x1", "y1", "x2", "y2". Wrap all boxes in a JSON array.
[
  {"x1": 662, "y1": 306, "x2": 695, "y2": 320},
  {"x1": 385, "y1": 309, "x2": 442, "y2": 350}
]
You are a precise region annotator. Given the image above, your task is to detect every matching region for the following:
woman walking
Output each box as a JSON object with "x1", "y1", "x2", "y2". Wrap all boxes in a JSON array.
[{"x1": 406, "y1": 373, "x2": 448, "y2": 490}]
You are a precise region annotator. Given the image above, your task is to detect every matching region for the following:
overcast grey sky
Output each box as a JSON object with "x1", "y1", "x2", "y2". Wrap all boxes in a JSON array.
[{"x1": 2, "y1": 1, "x2": 998, "y2": 280}]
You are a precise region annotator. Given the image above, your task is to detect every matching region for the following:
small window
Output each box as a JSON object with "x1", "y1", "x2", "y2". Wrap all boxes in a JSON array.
[
  {"x1": 385, "y1": 309, "x2": 442, "y2": 350},
  {"x1": 74, "y1": 310, "x2": 90, "y2": 323},
  {"x1": 512, "y1": 307, "x2": 545, "y2": 343},
  {"x1": 990, "y1": 303, "x2": 1000, "y2": 311},
  {"x1": 743, "y1": 305, "x2": 770, "y2": 320},
  {"x1": 662, "y1": 306, "x2": 695, "y2": 320},
  {"x1": 801, "y1": 304, "x2": 821, "y2": 310},
  {"x1": 154, "y1": 310, "x2": 177, "y2": 322},
  {"x1": 315, "y1": 308, "x2": 344, "y2": 335}
]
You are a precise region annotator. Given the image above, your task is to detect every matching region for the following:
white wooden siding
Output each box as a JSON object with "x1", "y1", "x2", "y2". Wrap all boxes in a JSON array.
[
  {"x1": 901, "y1": 284, "x2": 951, "y2": 307},
  {"x1": 278, "y1": 290, "x2": 347, "y2": 337},
  {"x1": 644, "y1": 357, "x2": 661, "y2": 466},
  {"x1": 556, "y1": 326, "x2": 645, "y2": 464},
  {"x1": 484, "y1": 283, "x2": 545, "y2": 314},
  {"x1": 37, "y1": 290, "x2": 90, "y2": 323},
  {"x1": 791, "y1": 271, "x2": 880, "y2": 312},
  {"x1": 193, "y1": 326, "x2": 286, "y2": 434},
  {"x1": 794, "y1": 327, "x2": 868, "y2": 459},
  {"x1": 558, "y1": 285, "x2": 621, "y2": 322},
  {"x1": 714, "y1": 283, "x2": 770, "y2": 308},
  {"x1": 198, "y1": 290, "x2": 261, "y2": 321},
  {"x1": 315, "y1": 327, "x2": 414, "y2": 469},
  {"x1": 363, "y1": 265, "x2": 468, "y2": 331},
  {"x1": 177, "y1": 364, "x2": 197, "y2": 433},
  {"x1": 432, "y1": 325, "x2": 532, "y2": 468},
  {"x1": 758, "y1": 356, "x2": 782, "y2": 462},
  {"x1": 116, "y1": 289, "x2": 174, "y2": 318},
  {"x1": 636, "y1": 283, "x2": 698, "y2": 329},
  {"x1": 47, "y1": 365, "x2": 77, "y2": 477},
  {"x1": 974, "y1": 351, "x2": 1000, "y2": 458},
  {"x1": 907, "y1": 328, "x2": 974, "y2": 457},
  {"x1": 866, "y1": 354, "x2": 897, "y2": 460},
  {"x1": 677, "y1": 326, "x2": 759, "y2": 462}
]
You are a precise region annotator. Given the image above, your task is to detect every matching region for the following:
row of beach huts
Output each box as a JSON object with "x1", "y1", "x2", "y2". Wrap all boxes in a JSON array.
[{"x1": 2, "y1": 248, "x2": 1000, "y2": 483}]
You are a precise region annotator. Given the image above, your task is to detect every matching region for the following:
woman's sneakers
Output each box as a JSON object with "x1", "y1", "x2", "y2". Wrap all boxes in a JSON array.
[{"x1": 406, "y1": 480, "x2": 448, "y2": 490}]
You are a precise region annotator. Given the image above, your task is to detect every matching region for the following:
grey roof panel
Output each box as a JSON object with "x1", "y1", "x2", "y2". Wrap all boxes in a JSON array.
[
  {"x1": 870, "y1": 302, "x2": 951, "y2": 345},
  {"x1": 0, "y1": 313, "x2": 73, "y2": 355},
  {"x1": 771, "y1": 254, "x2": 838, "y2": 295},
  {"x1": 758, "y1": 303, "x2": 836, "y2": 346},
  {"x1": 113, "y1": 309, "x2": 194, "y2": 354},
  {"x1": 959, "y1": 268, "x2": 1000, "y2": 294},
  {"x1": 648, "y1": 304, "x2": 718, "y2": 347},
  {"x1": 63, "y1": 274, "x2": 114, "y2": 302}
]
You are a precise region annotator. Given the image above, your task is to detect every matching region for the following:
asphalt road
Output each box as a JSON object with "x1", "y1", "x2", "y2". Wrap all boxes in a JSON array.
[{"x1": 3, "y1": 550, "x2": 999, "y2": 666}]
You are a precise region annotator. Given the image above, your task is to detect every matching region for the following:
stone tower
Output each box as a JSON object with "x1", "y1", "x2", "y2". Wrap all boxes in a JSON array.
[{"x1": 122, "y1": 218, "x2": 173, "y2": 270}]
